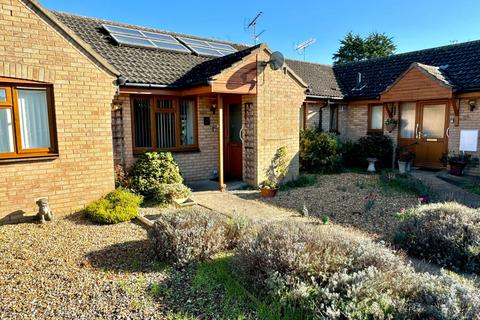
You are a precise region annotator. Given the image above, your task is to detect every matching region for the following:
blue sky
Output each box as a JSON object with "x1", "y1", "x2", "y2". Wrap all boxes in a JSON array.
[{"x1": 42, "y1": 0, "x2": 480, "y2": 64}]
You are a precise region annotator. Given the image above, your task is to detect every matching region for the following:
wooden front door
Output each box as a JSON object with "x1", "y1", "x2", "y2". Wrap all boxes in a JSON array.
[
  {"x1": 398, "y1": 101, "x2": 449, "y2": 168},
  {"x1": 224, "y1": 102, "x2": 243, "y2": 180}
]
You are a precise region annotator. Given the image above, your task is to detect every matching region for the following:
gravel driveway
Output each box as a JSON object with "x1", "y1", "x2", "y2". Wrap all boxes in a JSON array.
[{"x1": 0, "y1": 214, "x2": 168, "y2": 319}]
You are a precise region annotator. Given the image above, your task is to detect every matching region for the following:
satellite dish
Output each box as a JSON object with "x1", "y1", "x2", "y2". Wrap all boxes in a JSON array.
[{"x1": 268, "y1": 51, "x2": 285, "y2": 70}]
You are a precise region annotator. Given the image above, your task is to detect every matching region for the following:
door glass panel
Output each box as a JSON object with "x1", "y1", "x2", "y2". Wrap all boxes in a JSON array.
[
  {"x1": 422, "y1": 104, "x2": 446, "y2": 139},
  {"x1": 400, "y1": 102, "x2": 416, "y2": 138},
  {"x1": 229, "y1": 104, "x2": 242, "y2": 143},
  {"x1": 0, "y1": 108, "x2": 14, "y2": 152},
  {"x1": 17, "y1": 89, "x2": 51, "y2": 149}
]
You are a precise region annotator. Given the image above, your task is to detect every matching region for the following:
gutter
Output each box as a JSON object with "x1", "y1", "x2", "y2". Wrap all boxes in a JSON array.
[
  {"x1": 306, "y1": 94, "x2": 344, "y2": 100},
  {"x1": 123, "y1": 83, "x2": 173, "y2": 89}
]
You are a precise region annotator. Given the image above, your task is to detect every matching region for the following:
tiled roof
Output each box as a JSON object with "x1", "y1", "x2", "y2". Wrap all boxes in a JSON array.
[
  {"x1": 54, "y1": 11, "x2": 480, "y2": 99},
  {"x1": 414, "y1": 63, "x2": 453, "y2": 87},
  {"x1": 173, "y1": 44, "x2": 261, "y2": 87},
  {"x1": 286, "y1": 59, "x2": 343, "y2": 98},
  {"x1": 53, "y1": 11, "x2": 251, "y2": 86},
  {"x1": 333, "y1": 40, "x2": 480, "y2": 99}
]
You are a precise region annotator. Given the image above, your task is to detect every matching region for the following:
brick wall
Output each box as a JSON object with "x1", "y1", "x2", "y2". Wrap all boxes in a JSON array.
[
  {"x1": 448, "y1": 98, "x2": 480, "y2": 176},
  {"x1": 0, "y1": 0, "x2": 117, "y2": 221},
  {"x1": 255, "y1": 50, "x2": 305, "y2": 185}
]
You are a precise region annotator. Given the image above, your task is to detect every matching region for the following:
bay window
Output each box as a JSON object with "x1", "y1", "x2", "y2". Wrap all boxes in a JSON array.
[
  {"x1": 132, "y1": 96, "x2": 197, "y2": 153},
  {"x1": 0, "y1": 83, "x2": 57, "y2": 160}
]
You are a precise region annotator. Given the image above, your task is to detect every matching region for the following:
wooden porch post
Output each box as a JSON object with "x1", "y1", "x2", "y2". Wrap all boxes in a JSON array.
[{"x1": 218, "y1": 94, "x2": 225, "y2": 192}]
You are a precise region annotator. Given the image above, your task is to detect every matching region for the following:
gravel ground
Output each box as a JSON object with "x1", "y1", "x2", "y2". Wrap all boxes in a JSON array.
[
  {"x1": 258, "y1": 172, "x2": 419, "y2": 240},
  {"x1": 0, "y1": 214, "x2": 169, "y2": 319}
]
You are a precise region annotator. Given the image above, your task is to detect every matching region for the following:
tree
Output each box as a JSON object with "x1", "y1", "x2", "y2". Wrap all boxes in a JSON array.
[{"x1": 333, "y1": 32, "x2": 396, "y2": 64}]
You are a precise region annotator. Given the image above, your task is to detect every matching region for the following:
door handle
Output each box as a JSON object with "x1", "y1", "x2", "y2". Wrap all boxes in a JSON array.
[
  {"x1": 239, "y1": 126, "x2": 245, "y2": 144},
  {"x1": 415, "y1": 123, "x2": 419, "y2": 139},
  {"x1": 446, "y1": 127, "x2": 450, "y2": 138}
]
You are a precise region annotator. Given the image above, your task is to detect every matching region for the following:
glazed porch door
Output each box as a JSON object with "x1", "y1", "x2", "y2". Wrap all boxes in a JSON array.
[
  {"x1": 224, "y1": 103, "x2": 243, "y2": 180},
  {"x1": 399, "y1": 101, "x2": 448, "y2": 168}
]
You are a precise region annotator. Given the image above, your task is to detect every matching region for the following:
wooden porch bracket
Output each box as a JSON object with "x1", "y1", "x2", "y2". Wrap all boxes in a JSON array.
[
  {"x1": 217, "y1": 94, "x2": 225, "y2": 192},
  {"x1": 384, "y1": 102, "x2": 397, "y2": 118},
  {"x1": 450, "y1": 98, "x2": 460, "y2": 127}
]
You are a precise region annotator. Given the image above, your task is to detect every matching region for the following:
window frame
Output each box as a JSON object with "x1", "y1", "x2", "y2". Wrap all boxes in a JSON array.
[
  {"x1": 0, "y1": 81, "x2": 58, "y2": 161},
  {"x1": 368, "y1": 104, "x2": 384, "y2": 133},
  {"x1": 131, "y1": 95, "x2": 199, "y2": 154},
  {"x1": 329, "y1": 104, "x2": 339, "y2": 133}
]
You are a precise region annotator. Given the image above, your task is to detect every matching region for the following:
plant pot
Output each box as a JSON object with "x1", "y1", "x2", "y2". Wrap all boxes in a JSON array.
[
  {"x1": 398, "y1": 161, "x2": 408, "y2": 174},
  {"x1": 406, "y1": 161, "x2": 412, "y2": 172},
  {"x1": 260, "y1": 187, "x2": 278, "y2": 198},
  {"x1": 386, "y1": 123, "x2": 397, "y2": 133},
  {"x1": 449, "y1": 161, "x2": 466, "y2": 176},
  {"x1": 173, "y1": 197, "x2": 196, "y2": 208},
  {"x1": 366, "y1": 158, "x2": 377, "y2": 173}
]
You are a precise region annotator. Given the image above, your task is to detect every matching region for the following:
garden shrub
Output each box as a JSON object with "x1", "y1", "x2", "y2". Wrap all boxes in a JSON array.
[
  {"x1": 153, "y1": 183, "x2": 192, "y2": 205},
  {"x1": 85, "y1": 188, "x2": 143, "y2": 224},
  {"x1": 395, "y1": 202, "x2": 480, "y2": 273},
  {"x1": 149, "y1": 209, "x2": 233, "y2": 265},
  {"x1": 299, "y1": 129, "x2": 342, "y2": 173},
  {"x1": 344, "y1": 133, "x2": 393, "y2": 169},
  {"x1": 130, "y1": 152, "x2": 183, "y2": 197},
  {"x1": 235, "y1": 221, "x2": 480, "y2": 319}
]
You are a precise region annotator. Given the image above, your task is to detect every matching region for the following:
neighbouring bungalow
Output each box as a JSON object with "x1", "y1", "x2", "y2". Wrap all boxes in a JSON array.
[
  {"x1": 294, "y1": 44, "x2": 480, "y2": 175},
  {"x1": 2, "y1": 0, "x2": 480, "y2": 222}
]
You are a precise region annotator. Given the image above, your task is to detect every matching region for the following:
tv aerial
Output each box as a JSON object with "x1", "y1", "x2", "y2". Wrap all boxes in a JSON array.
[
  {"x1": 245, "y1": 11, "x2": 265, "y2": 44},
  {"x1": 295, "y1": 38, "x2": 316, "y2": 60}
]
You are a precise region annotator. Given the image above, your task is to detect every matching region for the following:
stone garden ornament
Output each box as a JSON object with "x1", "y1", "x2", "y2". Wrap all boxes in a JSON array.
[{"x1": 36, "y1": 198, "x2": 53, "y2": 223}]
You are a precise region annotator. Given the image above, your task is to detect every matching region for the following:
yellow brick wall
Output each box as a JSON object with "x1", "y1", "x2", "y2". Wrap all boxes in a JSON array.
[
  {"x1": 0, "y1": 0, "x2": 116, "y2": 221},
  {"x1": 255, "y1": 50, "x2": 305, "y2": 185},
  {"x1": 448, "y1": 98, "x2": 480, "y2": 176}
]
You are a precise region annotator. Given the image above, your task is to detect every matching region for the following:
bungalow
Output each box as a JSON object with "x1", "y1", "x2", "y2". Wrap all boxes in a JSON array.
[
  {"x1": 294, "y1": 44, "x2": 480, "y2": 175},
  {"x1": 1, "y1": 0, "x2": 480, "y2": 221}
]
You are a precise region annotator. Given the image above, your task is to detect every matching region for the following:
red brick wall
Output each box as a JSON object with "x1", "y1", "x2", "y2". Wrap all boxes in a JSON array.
[{"x1": 0, "y1": 0, "x2": 116, "y2": 221}]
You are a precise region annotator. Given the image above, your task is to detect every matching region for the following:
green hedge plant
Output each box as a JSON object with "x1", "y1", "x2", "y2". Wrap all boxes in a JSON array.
[
  {"x1": 153, "y1": 183, "x2": 192, "y2": 205},
  {"x1": 130, "y1": 152, "x2": 183, "y2": 197},
  {"x1": 85, "y1": 188, "x2": 143, "y2": 224},
  {"x1": 395, "y1": 202, "x2": 480, "y2": 273},
  {"x1": 299, "y1": 129, "x2": 342, "y2": 173}
]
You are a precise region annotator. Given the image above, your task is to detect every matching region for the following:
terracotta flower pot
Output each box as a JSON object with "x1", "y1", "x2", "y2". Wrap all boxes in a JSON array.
[
  {"x1": 449, "y1": 161, "x2": 466, "y2": 176},
  {"x1": 260, "y1": 187, "x2": 278, "y2": 198}
]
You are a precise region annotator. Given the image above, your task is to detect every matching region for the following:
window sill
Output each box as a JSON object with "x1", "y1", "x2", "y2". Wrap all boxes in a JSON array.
[
  {"x1": 133, "y1": 148, "x2": 200, "y2": 156},
  {"x1": 0, "y1": 154, "x2": 59, "y2": 164}
]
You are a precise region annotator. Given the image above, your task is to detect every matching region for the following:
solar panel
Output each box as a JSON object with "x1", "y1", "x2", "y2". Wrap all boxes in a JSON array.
[
  {"x1": 177, "y1": 36, "x2": 237, "y2": 57},
  {"x1": 103, "y1": 24, "x2": 190, "y2": 53},
  {"x1": 104, "y1": 25, "x2": 143, "y2": 37},
  {"x1": 189, "y1": 46, "x2": 224, "y2": 57},
  {"x1": 111, "y1": 34, "x2": 156, "y2": 48}
]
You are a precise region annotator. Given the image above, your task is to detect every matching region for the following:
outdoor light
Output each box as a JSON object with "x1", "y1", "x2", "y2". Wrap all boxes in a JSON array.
[
  {"x1": 469, "y1": 99, "x2": 477, "y2": 111},
  {"x1": 210, "y1": 104, "x2": 217, "y2": 115}
]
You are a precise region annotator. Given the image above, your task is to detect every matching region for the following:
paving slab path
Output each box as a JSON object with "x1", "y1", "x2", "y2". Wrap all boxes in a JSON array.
[
  {"x1": 412, "y1": 170, "x2": 480, "y2": 208},
  {"x1": 193, "y1": 190, "x2": 296, "y2": 221}
]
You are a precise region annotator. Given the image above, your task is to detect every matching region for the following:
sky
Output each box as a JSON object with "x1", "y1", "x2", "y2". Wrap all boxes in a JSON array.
[{"x1": 42, "y1": 0, "x2": 480, "y2": 64}]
